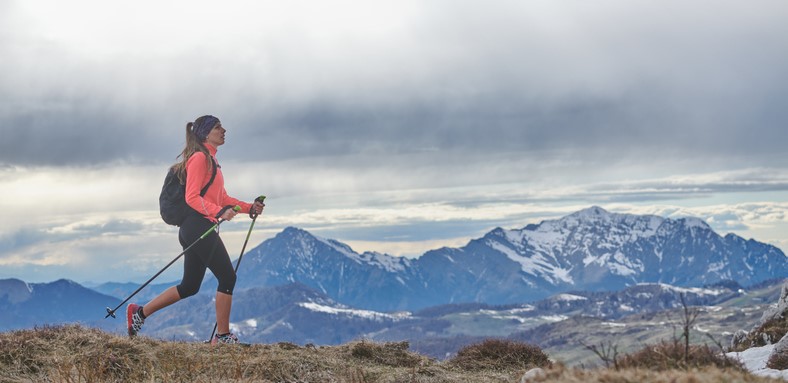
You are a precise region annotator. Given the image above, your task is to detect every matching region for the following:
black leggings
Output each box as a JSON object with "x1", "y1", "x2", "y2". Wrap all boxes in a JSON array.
[{"x1": 176, "y1": 213, "x2": 236, "y2": 298}]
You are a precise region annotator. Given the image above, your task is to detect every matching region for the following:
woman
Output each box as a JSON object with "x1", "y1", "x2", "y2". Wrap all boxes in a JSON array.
[{"x1": 127, "y1": 115, "x2": 264, "y2": 344}]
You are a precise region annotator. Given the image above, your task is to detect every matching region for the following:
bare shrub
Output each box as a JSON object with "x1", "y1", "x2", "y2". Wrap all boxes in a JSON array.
[
  {"x1": 678, "y1": 294, "x2": 700, "y2": 365},
  {"x1": 350, "y1": 340, "x2": 422, "y2": 368},
  {"x1": 581, "y1": 340, "x2": 619, "y2": 370},
  {"x1": 731, "y1": 313, "x2": 788, "y2": 352},
  {"x1": 617, "y1": 340, "x2": 745, "y2": 371},
  {"x1": 448, "y1": 339, "x2": 552, "y2": 372},
  {"x1": 767, "y1": 348, "x2": 788, "y2": 370},
  {"x1": 276, "y1": 341, "x2": 301, "y2": 350}
]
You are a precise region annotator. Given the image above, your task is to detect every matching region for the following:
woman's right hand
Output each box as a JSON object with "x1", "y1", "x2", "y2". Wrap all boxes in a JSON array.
[
  {"x1": 220, "y1": 208, "x2": 238, "y2": 221},
  {"x1": 251, "y1": 200, "x2": 265, "y2": 216}
]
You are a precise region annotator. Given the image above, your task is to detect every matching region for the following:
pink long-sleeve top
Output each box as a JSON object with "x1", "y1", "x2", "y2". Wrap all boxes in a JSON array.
[{"x1": 184, "y1": 144, "x2": 251, "y2": 222}]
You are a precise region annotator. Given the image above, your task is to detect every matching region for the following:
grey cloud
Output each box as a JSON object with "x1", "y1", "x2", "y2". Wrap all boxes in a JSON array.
[
  {"x1": 0, "y1": 219, "x2": 147, "y2": 254},
  {"x1": 0, "y1": 227, "x2": 44, "y2": 253},
  {"x1": 579, "y1": 184, "x2": 788, "y2": 204},
  {"x1": 69, "y1": 219, "x2": 146, "y2": 236},
  {"x1": 705, "y1": 215, "x2": 750, "y2": 232},
  {"x1": 577, "y1": 172, "x2": 788, "y2": 203},
  {"x1": 1, "y1": 1, "x2": 787, "y2": 169},
  {"x1": 234, "y1": 90, "x2": 784, "y2": 164},
  {"x1": 3, "y1": 105, "x2": 171, "y2": 166},
  {"x1": 312, "y1": 221, "x2": 497, "y2": 246}
]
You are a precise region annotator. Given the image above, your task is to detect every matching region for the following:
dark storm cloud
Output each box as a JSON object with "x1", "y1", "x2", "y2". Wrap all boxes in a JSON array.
[
  {"x1": 1, "y1": 1, "x2": 787, "y2": 168},
  {"x1": 1, "y1": 104, "x2": 173, "y2": 166},
  {"x1": 233, "y1": 86, "x2": 788, "y2": 165},
  {"x1": 3, "y1": 81, "x2": 786, "y2": 168},
  {"x1": 212, "y1": 0, "x2": 788, "y2": 166}
]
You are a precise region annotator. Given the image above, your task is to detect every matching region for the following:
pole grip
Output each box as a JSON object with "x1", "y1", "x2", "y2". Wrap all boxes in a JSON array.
[
  {"x1": 215, "y1": 205, "x2": 241, "y2": 220},
  {"x1": 251, "y1": 195, "x2": 266, "y2": 219}
]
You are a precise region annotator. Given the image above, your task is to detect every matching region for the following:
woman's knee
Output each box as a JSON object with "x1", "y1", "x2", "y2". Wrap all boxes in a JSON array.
[
  {"x1": 176, "y1": 283, "x2": 200, "y2": 298},
  {"x1": 217, "y1": 273, "x2": 236, "y2": 295}
]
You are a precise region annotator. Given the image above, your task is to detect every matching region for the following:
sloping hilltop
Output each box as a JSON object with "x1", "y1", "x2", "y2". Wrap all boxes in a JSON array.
[{"x1": 0, "y1": 325, "x2": 779, "y2": 383}]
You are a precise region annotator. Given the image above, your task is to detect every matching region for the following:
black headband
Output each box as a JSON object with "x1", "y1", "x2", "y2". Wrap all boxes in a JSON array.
[{"x1": 192, "y1": 115, "x2": 220, "y2": 141}]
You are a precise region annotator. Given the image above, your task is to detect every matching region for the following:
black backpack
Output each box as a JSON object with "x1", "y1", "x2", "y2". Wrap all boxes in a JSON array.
[{"x1": 159, "y1": 157, "x2": 217, "y2": 226}]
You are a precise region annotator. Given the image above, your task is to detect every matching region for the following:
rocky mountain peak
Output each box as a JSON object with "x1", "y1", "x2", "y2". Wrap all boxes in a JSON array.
[{"x1": 231, "y1": 207, "x2": 787, "y2": 311}]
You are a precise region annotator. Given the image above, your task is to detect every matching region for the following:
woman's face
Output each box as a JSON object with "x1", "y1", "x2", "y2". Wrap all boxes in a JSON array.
[{"x1": 205, "y1": 123, "x2": 226, "y2": 147}]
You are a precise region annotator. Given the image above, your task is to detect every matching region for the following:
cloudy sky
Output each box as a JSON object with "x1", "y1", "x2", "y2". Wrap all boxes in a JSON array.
[{"x1": 1, "y1": 0, "x2": 787, "y2": 284}]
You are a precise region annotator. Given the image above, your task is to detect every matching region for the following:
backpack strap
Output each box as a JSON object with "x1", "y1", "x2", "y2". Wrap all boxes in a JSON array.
[{"x1": 200, "y1": 156, "x2": 218, "y2": 197}]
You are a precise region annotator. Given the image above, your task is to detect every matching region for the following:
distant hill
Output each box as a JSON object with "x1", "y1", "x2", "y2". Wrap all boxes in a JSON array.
[
  {"x1": 0, "y1": 278, "x2": 120, "y2": 331},
  {"x1": 131, "y1": 278, "x2": 783, "y2": 362},
  {"x1": 91, "y1": 280, "x2": 178, "y2": 302}
]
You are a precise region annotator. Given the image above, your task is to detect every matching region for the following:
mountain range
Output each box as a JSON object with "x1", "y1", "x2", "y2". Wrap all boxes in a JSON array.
[
  {"x1": 6, "y1": 275, "x2": 780, "y2": 365},
  {"x1": 121, "y1": 280, "x2": 761, "y2": 345},
  {"x1": 0, "y1": 278, "x2": 120, "y2": 332},
  {"x1": 214, "y1": 206, "x2": 787, "y2": 311},
  {"x1": 3, "y1": 206, "x2": 787, "y2": 363}
]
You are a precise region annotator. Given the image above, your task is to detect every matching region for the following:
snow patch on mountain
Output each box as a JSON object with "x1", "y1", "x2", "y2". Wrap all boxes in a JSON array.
[
  {"x1": 0, "y1": 279, "x2": 34, "y2": 304},
  {"x1": 554, "y1": 294, "x2": 588, "y2": 302},
  {"x1": 488, "y1": 240, "x2": 573, "y2": 284},
  {"x1": 298, "y1": 302, "x2": 411, "y2": 321},
  {"x1": 531, "y1": 206, "x2": 665, "y2": 246},
  {"x1": 679, "y1": 217, "x2": 713, "y2": 231},
  {"x1": 314, "y1": 235, "x2": 357, "y2": 260},
  {"x1": 357, "y1": 251, "x2": 410, "y2": 273},
  {"x1": 540, "y1": 315, "x2": 570, "y2": 322},
  {"x1": 512, "y1": 226, "x2": 564, "y2": 249},
  {"x1": 728, "y1": 345, "x2": 788, "y2": 379},
  {"x1": 582, "y1": 251, "x2": 642, "y2": 276},
  {"x1": 639, "y1": 283, "x2": 728, "y2": 296},
  {"x1": 313, "y1": 234, "x2": 408, "y2": 273}
]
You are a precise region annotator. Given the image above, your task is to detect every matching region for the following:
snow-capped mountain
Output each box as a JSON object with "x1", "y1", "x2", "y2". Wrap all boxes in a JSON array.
[
  {"x1": 213, "y1": 206, "x2": 787, "y2": 311},
  {"x1": 416, "y1": 206, "x2": 786, "y2": 307},
  {"x1": 220, "y1": 227, "x2": 423, "y2": 311},
  {"x1": 468, "y1": 206, "x2": 786, "y2": 293}
]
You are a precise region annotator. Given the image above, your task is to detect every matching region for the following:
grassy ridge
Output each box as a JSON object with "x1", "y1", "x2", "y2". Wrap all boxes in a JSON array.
[
  {"x1": 0, "y1": 325, "x2": 778, "y2": 383},
  {"x1": 0, "y1": 325, "x2": 522, "y2": 382}
]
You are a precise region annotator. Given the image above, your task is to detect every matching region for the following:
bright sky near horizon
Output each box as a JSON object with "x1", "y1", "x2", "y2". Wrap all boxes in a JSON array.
[{"x1": 1, "y1": 0, "x2": 787, "y2": 284}]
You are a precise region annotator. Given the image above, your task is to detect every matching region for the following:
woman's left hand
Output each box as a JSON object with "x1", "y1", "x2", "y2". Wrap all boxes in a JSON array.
[{"x1": 252, "y1": 201, "x2": 265, "y2": 215}]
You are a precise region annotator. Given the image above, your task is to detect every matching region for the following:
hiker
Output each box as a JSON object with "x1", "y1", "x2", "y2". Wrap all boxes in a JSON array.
[{"x1": 127, "y1": 115, "x2": 265, "y2": 344}]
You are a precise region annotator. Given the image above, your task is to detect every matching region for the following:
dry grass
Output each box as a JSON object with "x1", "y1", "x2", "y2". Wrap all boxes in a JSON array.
[
  {"x1": 616, "y1": 340, "x2": 745, "y2": 371},
  {"x1": 767, "y1": 347, "x2": 788, "y2": 371},
  {"x1": 526, "y1": 367, "x2": 778, "y2": 383},
  {"x1": 0, "y1": 325, "x2": 780, "y2": 383},
  {"x1": 350, "y1": 340, "x2": 422, "y2": 368},
  {"x1": 447, "y1": 339, "x2": 551, "y2": 372},
  {"x1": 0, "y1": 325, "x2": 518, "y2": 383}
]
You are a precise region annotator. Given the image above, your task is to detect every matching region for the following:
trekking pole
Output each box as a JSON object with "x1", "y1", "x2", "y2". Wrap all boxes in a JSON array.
[
  {"x1": 105, "y1": 205, "x2": 241, "y2": 319},
  {"x1": 208, "y1": 195, "x2": 266, "y2": 341}
]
